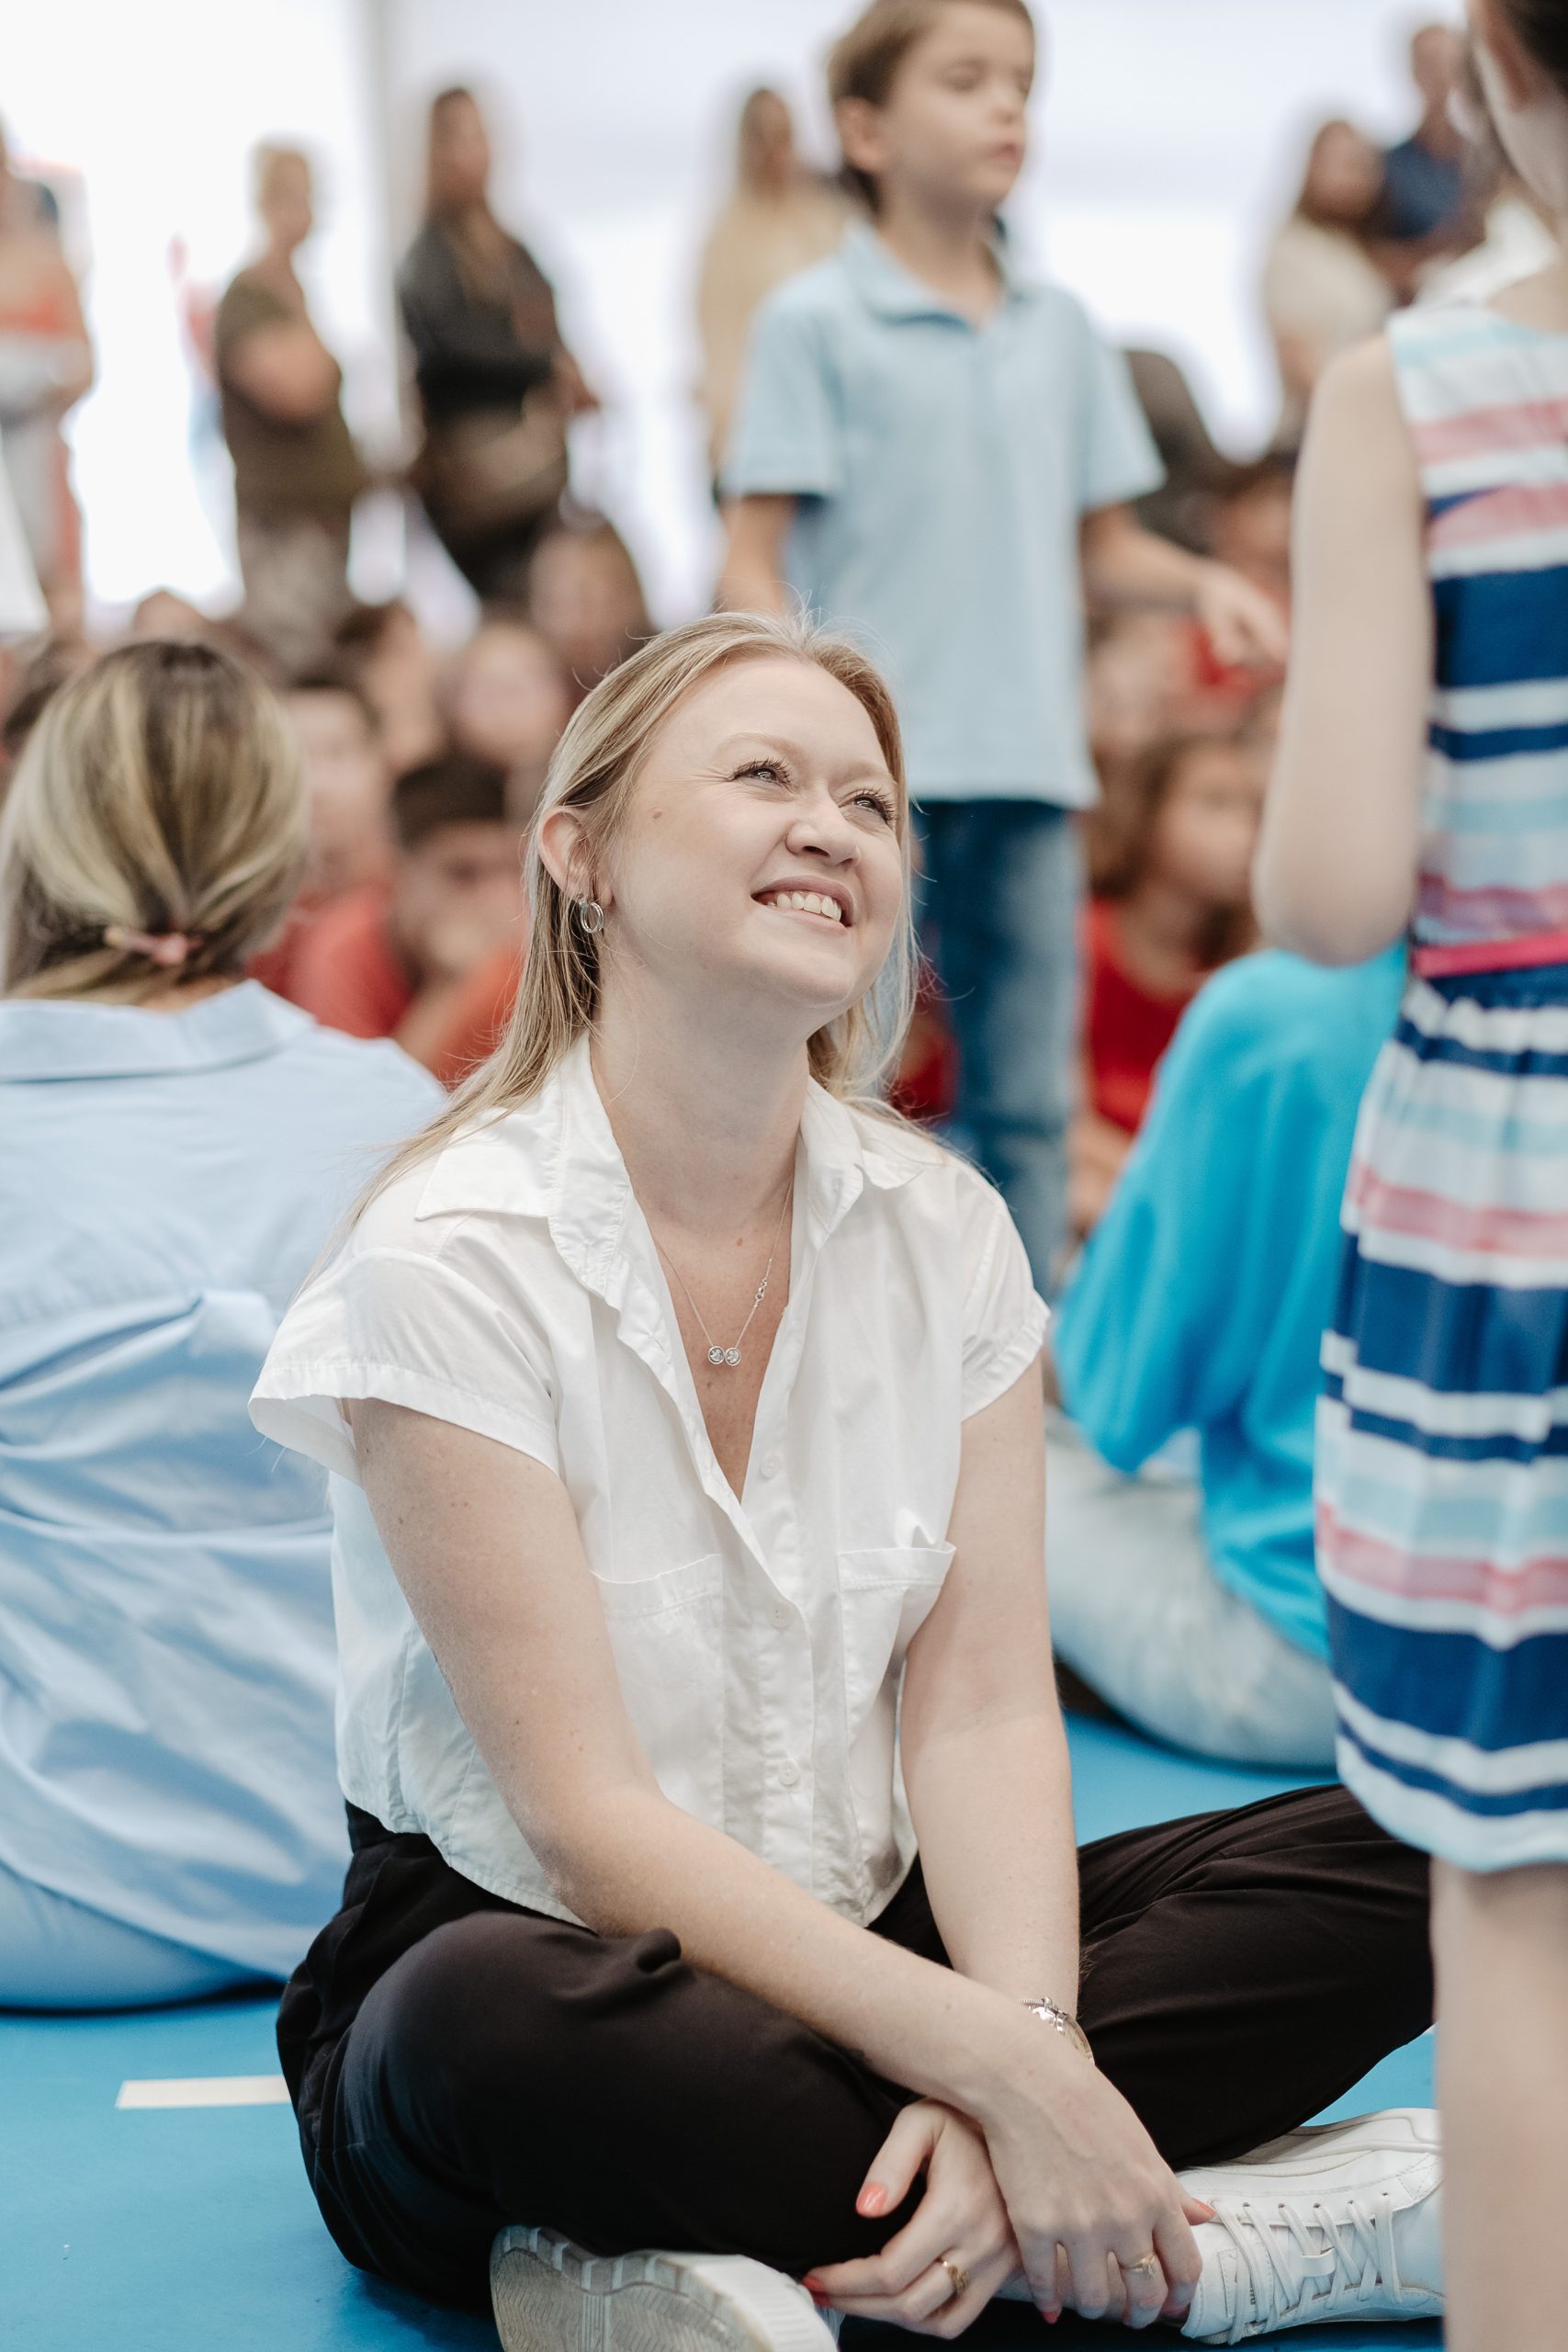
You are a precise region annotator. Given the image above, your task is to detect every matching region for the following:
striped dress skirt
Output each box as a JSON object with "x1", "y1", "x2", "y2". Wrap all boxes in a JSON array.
[{"x1": 1317, "y1": 962, "x2": 1568, "y2": 1870}]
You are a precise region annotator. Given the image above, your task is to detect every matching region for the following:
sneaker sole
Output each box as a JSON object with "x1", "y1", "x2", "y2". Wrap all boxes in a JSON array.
[{"x1": 491, "y1": 2227, "x2": 834, "y2": 2352}]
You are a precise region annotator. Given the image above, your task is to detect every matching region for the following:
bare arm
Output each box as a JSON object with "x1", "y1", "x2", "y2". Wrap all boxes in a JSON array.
[
  {"x1": 224, "y1": 318, "x2": 341, "y2": 424},
  {"x1": 900, "y1": 1360, "x2": 1077, "y2": 2008},
  {"x1": 1254, "y1": 337, "x2": 1429, "y2": 963},
  {"x1": 1080, "y1": 503, "x2": 1287, "y2": 667},
  {"x1": 717, "y1": 492, "x2": 795, "y2": 616}
]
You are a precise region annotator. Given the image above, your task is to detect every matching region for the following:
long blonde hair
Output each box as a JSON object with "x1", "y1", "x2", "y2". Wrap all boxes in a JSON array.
[
  {"x1": 355, "y1": 609, "x2": 918, "y2": 1219},
  {"x1": 0, "y1": 639, "x2": 308, "y2": 1004}
]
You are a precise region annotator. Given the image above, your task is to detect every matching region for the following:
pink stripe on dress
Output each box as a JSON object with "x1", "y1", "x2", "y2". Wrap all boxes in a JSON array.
[
  {"x1": 1345, "y1": 1159, "x2": 1568, "y2": 1261},
  {"x1": 1318, "y1": 1504, "x2": 1568, "y2": 1616},
  {"x1": 1427, "y1": 478, "x2": 1568, "y2": 548},
  {"x1": 1414, "y1": 394, "x2": 1568, "y2": 464},
  {"x1": 1417, "y1": 875, "x2": 1568, "y2": 937}
]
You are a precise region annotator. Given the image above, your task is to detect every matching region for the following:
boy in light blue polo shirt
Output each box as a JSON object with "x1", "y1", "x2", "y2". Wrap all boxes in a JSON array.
[{"x1": 721, "y1": 0, "x2": 1281, "y2": 1286}]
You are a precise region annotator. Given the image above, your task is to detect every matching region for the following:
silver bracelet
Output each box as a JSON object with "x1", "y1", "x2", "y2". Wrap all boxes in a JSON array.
[{"x1": 1021, "y1": 1995, "x2": 1093, "y2": 2064}]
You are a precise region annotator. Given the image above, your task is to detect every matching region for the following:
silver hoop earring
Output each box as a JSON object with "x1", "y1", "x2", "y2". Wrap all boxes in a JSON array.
[{"x1": 577, "y1": 898, "x2": 605, "y2": 936}]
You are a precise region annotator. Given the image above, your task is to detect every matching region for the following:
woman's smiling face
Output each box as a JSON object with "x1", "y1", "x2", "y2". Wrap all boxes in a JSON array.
[{"x1": 567, "y1": 654, "x2": 908, "y2": 1039}]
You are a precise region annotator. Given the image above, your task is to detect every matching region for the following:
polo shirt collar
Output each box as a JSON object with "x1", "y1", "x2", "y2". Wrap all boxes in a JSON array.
[
  {"x1": 839, "y1": 218, "x2": 1025, "y2": 323},
  {"x1": 413, "y1": 1033, "x2": 932, "y2": 1293},
  {"x1": 0, "y1": 979, "x2": 313, "y2": 1082}
]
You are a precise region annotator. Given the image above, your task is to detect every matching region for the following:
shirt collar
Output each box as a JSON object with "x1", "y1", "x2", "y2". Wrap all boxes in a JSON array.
[
  {"x1": 0, "y1": 979, "x2": 316, "y2": 1082},
  {"x1": 414, "y1": 1035, "x2": 934, "y2": 1292},
  {"x1": 839, "y1": 218, "x2": 1026, "y2": 323}
]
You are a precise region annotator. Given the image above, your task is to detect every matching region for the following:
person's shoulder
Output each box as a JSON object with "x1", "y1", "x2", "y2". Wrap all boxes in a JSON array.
[
  {"x1": 216, "y1": 266, "x2": 281, "y2": 329},
  {"x1": 281, "y1": 1019, "x2": 445, "y2": 1118},
  {"x1": 348, "y1": 1095, "x2": 556, "y2": 1268},
  {"x1": 755, "y1": 243, "x2": 860, "y2": 331},
  {"x1": 848, "y1": 1103, "x2": 1018, "y2": 1250},
  {"x1": 1175, "y1": 946, "x2": 1404, "y2": 1080}
]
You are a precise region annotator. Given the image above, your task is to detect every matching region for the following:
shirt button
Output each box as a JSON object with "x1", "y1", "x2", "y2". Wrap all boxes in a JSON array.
[
  {"x1": 770, "y1": 1600, "x2": 791, "y2": 1629},
  {"x1": 761, "y1": 1453, "x2": 782, "y2": 1477},
  {"x1": 778, "y1": 1759, "x2": 801, "y2": 1789}
]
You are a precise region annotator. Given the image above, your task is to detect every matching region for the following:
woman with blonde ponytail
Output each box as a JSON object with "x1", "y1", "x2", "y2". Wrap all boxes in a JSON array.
[
  {"x1": 0, "y1": 638, "x2": 439, "y2": 2008},
  {"x1": 254, "y1": 610, "x2": 1438, "y2": 2352}
]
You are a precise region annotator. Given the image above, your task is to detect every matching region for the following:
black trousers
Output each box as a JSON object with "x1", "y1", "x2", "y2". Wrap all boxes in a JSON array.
[{"x1": 277, "y1": 1786, "x2": 1431, "y2": 2314}]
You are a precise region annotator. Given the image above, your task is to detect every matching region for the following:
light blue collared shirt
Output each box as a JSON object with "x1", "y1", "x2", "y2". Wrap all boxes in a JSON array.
[
  {"x1": 0, "y1": 982, "x2": 441, "y2": 1975},
  {"x1": 723, "y1": 223, "x2": 1162, "y2": 805}
]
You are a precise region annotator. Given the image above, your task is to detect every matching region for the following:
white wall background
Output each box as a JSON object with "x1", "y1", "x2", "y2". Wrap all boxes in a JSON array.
[{"x1": 6, "y1": 0, "x2": 1462, "y2": 627}]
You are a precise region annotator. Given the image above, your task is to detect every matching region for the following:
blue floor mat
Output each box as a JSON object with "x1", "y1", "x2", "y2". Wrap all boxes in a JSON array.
[{"x1": 3, "y1": 1717, "x2": 1438, "y2": 2350}]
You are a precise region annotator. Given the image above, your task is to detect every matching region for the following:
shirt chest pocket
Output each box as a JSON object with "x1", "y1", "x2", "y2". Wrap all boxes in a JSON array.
[
  {"x1": 836, "y1": 1544, "x2": 955, "y2": 1739},
  {"x1": 591, "y1": 1555, "x2": 726, "y2": 1823}
]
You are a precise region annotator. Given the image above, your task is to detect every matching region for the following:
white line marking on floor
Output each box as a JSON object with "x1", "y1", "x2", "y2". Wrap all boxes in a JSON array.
[{"x1": 115, "y1": 2075, "x2": 289, "y2": 2109}]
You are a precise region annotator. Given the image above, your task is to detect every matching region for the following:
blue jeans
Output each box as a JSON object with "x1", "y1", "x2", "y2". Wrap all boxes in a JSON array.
[{"x1": 913, "y1": 799, "x2": 1081, "y2": 1294}]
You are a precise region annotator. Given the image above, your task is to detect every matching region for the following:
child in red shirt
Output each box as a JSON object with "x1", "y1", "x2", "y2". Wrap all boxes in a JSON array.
[
  {"x1": 1072, "y1": 728, "x2": 1262, "y2": 1234},
  {"x1": 291, "y1": 753, "x2": 524, "y2": 1054}
]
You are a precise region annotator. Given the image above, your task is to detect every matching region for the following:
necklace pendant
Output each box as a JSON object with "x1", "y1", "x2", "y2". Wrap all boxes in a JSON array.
[
  {"x1": 706, "y1": 1345, "x2": 728, "y2": 1366},
  {"x1": 723, "y1": 1346, "x2": 742, "y2": 1366}
]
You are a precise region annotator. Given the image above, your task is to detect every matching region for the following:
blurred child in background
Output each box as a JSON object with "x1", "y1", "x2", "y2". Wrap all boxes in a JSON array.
[
  {"x1": 332, "y1": 599, "x2": 446, "y2": 775},
  {"x1": 250, "y1": 673, "x2": 392, "y2": 1001},
  {"x1": 720, "y1": 0, "x2": 1281, "y2": 1291},
  {"x1": 446, "y1": 610, "x2": 571, "y2": 816},
  {"x1": 526, "y1": 515, "x2": 651, "y2": 704},
  {"x1": 1072, "y1": 727, "x2": 1261, "y2": 1233},
  {"x1": 290, "y1": 752, "x2": 522, "y2": 1062}
]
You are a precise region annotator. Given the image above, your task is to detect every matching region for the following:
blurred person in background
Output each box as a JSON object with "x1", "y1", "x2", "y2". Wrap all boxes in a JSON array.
[
  {"x1": 446, "y1": 609, "x2": 571, "y2": 812},
  {"x1": 1263, "y1": 119, "x2": 1393, "y2": 447},
  {"x1": 0, "y1": 639, "x2": 437, "y2": 2007},
  {"x1": 1071, "y1": 729, "x2": 1261, "y2": 1236},
  {"x1": 215, "y1": 146, "x2": 367, "y2": 674},
  {"x1": 406, "y1": 619, "x2": 575, "y2": 1086},
  {"x1": 721, "y1": 0, "x2": 1282, "y2": 1295},
  {"x1": 289, "y1": 750, "x2": 524, "y2": 1068},
  {"x1": 332, "y1": 597, "x2": 446, "y2": 773},
  {"x1": 400, "y1": 86, "x2": 596, "y2": 603},
  {"x1": 1382, "y1": 22, "x2": 1475, "y2": 271},
  {"x1": 250, "y1": 671, "x2": 395, "y2": 1001},
  {"x1": 526, "y1": 514, "x2": 651, "y2": 704},
  {"x1": 1186, "y1": 456, "x2": 1294, "y2": 707},
  {"x1": 0, "y1": 120, "x2": 93, "y2": 634},
  {"x1": 126, "y1": 587, "x2": 211, "y2": 642},
  {"x1": 0, "y1": 633, "x2": 85, "y2": 794},
  {"x1": 696, "y1": 88, "x2": 848, "y2": 481},
  {"x1": 1123, "y1": 347, "x2": 1236, "y2": 556},
  {"x1": 1050, "y1": 943, "x2": 1408, "y2": 1768}
]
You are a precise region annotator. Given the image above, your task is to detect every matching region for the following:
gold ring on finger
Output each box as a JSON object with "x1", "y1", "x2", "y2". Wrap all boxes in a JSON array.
[
  {"x1": 1129, "y1": 2254, "x2": 1161, "y2": 2280},
  {"x1": 937, "y1": 2256, "x2": 971, "y2": 2301}
]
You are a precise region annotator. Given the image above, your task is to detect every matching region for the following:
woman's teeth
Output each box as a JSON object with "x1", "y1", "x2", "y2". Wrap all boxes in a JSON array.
[{"x1": 761, "y1": 889, "x2": 844, "y2": 924}]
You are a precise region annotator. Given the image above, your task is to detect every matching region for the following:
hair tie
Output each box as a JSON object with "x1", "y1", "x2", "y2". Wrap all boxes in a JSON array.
[{"x1": 103, "y1": 924, "x2": 202, "y2": 969}]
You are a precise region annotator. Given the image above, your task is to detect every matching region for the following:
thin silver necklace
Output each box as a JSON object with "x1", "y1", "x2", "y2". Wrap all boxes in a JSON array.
[{"x1": 651, "y1": 1179, "x2": 794, "y2": 1370}]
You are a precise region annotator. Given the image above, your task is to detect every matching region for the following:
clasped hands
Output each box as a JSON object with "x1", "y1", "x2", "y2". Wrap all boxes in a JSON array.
[{"x1": 802, "y1": 2057, "x2": 1211, "y2": 2337}]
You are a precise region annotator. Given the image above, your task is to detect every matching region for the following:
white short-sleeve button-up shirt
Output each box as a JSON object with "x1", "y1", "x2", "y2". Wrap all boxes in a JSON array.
[{"x1": 252, "y1": 1038, "x2": 1045, "y2": 1928}]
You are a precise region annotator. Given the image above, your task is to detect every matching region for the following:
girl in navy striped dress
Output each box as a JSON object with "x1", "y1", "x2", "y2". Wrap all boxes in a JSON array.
[{"x1": 1259, "y1": 6, "x2": 1568, "y2": 2345}]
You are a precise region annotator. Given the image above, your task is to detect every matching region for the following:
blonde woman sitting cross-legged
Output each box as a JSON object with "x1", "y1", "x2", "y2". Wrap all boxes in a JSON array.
[{"x1": 254, "y1": 612, "x2": 1442, "y2": 2350}]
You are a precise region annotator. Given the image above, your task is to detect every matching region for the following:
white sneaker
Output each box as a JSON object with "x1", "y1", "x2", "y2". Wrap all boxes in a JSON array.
[
  {"x1": 491, "y1": 2226, "x2": 840, "y2": 2352},
  {"x1": 1177, "y1": 2108, "x2": 1442, "y2": 2344}
]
